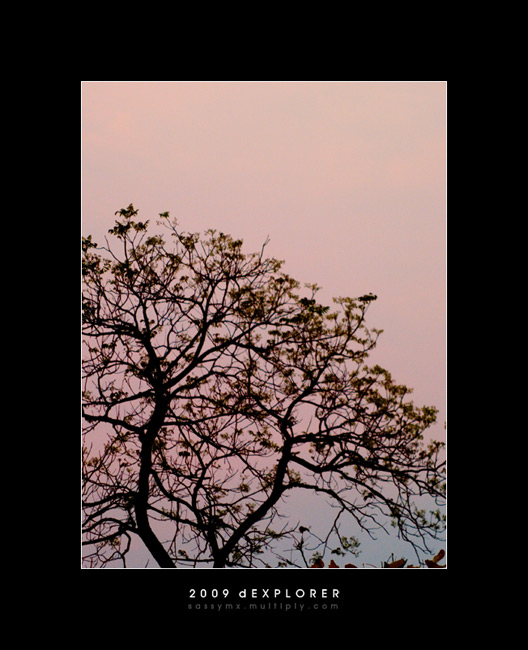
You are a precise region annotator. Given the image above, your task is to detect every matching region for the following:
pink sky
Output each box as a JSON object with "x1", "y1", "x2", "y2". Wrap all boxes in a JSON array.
[
  {"x1": 82, "y1": 81, "x2": 446, "y2": 564},
  {"x1": 82, "y1": 80, "x2": 445, "y2": 426}
]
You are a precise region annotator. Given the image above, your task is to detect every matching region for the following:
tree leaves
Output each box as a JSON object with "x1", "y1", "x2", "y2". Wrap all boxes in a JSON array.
[
  {"x1": 384, "y1": 558, "x2": 407, "y2": 568},
  {"x1": 310, "y1": 550, "x2": 445, "y2": 568},
  {"x1": 424, "y1": 549, "x2": 446, "y2": 568},
  {"x1": 358, "y1": 293, "x2": 377, "y2": 302},
  {"x1": 310, "y1": 558, "x2": 357, "y2": 568}
]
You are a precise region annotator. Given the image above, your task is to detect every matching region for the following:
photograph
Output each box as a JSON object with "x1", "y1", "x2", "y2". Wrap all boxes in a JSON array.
[{"x1": 81, "y1": 80, "x2": 447, "y2": 614}]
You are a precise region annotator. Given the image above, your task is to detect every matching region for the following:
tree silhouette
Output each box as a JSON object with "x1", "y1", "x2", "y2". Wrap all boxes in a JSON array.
[{"x1": 82, "y1": 205, "x2": 446, "y2": 568}]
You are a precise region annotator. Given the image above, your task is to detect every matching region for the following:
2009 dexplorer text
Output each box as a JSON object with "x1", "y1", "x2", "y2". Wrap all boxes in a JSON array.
[{"x1": 189, "y1": 588, "x2": 340, "y2": 599}]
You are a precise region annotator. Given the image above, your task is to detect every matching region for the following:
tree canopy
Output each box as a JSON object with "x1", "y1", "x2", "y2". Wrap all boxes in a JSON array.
[{"x1": 82, "y1": 204, "x2": 446, "y2": 568}]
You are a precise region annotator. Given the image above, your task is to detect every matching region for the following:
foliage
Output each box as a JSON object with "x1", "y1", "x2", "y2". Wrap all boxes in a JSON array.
[
  {"x1": 310, "y1": 548, "x2": 446, "y2": 568},
  {"x1": 82, "y1": 205, "x2": 446, "y2": 568}
]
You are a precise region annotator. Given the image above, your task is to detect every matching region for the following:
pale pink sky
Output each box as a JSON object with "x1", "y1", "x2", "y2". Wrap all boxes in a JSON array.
[{"x1": 83, "y1": 80, "x2": 445, "y2": 421}]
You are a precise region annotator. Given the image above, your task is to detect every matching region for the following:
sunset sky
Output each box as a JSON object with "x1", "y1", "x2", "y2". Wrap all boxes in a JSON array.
[{"x1": 81, "y1": 81, "x2": 446, "y2": 567}]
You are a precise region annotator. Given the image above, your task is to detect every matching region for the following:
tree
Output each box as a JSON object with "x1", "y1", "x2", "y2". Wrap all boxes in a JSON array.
[{"x1": 82, "y1": 204, "x2": 446, "y2": 568}]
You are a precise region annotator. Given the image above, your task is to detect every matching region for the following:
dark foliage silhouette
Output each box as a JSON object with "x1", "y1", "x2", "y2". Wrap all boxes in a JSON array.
[{"x1": 82, "y1": 205, "x2": 446, "y2": 568}]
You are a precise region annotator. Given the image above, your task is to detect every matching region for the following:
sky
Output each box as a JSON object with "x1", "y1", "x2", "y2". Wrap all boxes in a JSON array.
[{"x1": 81, "y1": 81, "x2": 447, "y2": 567}]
